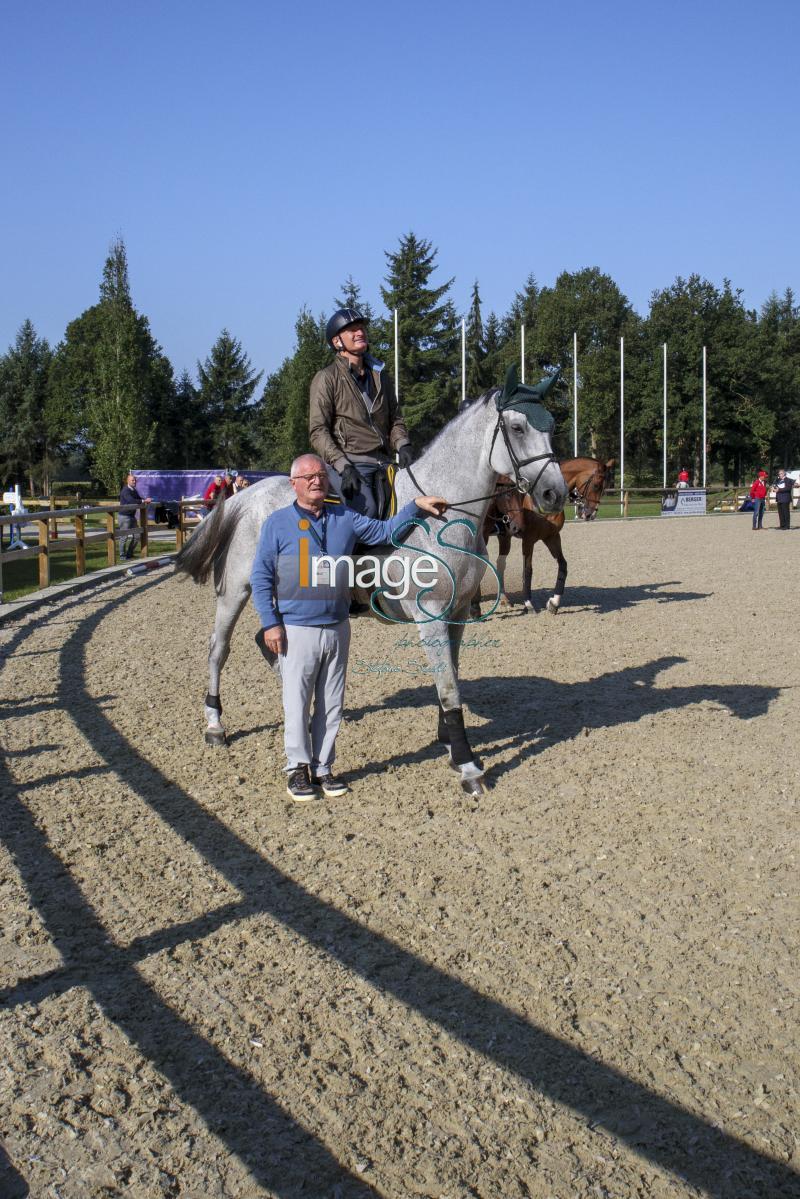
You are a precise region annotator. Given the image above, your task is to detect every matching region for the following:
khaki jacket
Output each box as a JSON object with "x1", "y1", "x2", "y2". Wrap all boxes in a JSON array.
[{"x1": 309, "y1": 355, "x2": 410, "y2": 473}]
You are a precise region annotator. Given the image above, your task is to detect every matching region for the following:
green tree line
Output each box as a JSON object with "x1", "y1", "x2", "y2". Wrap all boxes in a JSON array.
[{"x1": 1, "y1": 234, "x2": 798, "y2": 493}]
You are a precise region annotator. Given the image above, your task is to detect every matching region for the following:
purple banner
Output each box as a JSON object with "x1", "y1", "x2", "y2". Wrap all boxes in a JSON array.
[{"x1": 130, "y1": 469, "x2": 281, "y2": 503}]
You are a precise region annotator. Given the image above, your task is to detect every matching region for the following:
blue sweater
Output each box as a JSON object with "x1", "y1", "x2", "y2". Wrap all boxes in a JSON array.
[{"x1": 250, "y1": 498, "x2": 421, "y2": 629}]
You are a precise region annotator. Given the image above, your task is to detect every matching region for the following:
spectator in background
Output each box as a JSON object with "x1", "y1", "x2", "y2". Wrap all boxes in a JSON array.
[
  {"x1": 118, "y1": 472, "x2": 150, "y2": 560},
  {"x1": 224, "y1": 471, "x2": 236, "y2": 498},
  {"x1": 749, "y1": 469, "x2": 768, "y2": 530},
  {"x1": 233, "y1": 474, "x2": 249, "y2": 493},
  {"x1": 203, "y1": 474, "x2": 226, "y2": 513},
  {"x1": 774, "y1": 469, "x2": 793, "y2": 530},
  {"x1": 676, "y1": 469, "x2": 690, "y2": 489}
]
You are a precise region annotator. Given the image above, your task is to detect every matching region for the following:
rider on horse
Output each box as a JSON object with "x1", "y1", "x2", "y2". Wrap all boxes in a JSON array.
[{"x1": 308, "y1": 307, "x2": 414, "y2": 519}]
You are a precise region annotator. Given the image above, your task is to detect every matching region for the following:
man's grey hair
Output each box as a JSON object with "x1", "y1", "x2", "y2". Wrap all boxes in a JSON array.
[{"x1": 290, "y1": 453, "x2": 326, "y2": 479}]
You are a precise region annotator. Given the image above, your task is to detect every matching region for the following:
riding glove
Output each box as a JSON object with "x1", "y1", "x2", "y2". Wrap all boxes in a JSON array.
[
  {"x1": 398, "y1": 445, "x2": 414, "y2": 470},
  {"x1": 340, "y1": 465, "x2": 361, "y2": 500}
]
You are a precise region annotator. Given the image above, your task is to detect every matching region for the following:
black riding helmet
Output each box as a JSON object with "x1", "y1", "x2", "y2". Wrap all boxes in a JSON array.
[{"x1": 326, "y1": 307, "x2": 368, "y2": 349}]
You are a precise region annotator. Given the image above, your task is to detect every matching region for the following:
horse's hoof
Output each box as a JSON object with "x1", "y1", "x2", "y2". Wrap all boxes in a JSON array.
[
  {"x1": 204, "y1": 728, "x2": 227, "y2": 746},
  {"x1": 460, "y1": 776, "x2": 486, "y2": 797},
  {"x1": 546, "y1": 600, "x2": 560, "y2": 615},
  {"x1": 523, "y1": 601, "x2": 537, "y2": 614}
]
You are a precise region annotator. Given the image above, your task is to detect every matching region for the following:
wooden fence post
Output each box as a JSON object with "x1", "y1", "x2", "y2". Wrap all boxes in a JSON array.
[
  {"x1": 176, "y1": 502, "x2": 185, "y2": 552},
  {"x1": 623, "y1": 490, "x2": 630, "y2": 518},
  {"x1": 38, "y1": 519, "x2": 50, "y2": 589},
  {"x1": 106, "y1": 511, "x2": 116, "y2": 566},
  {"x1": 75, "y1": 513, "x2": 86, "y2": 577},
  {"x1": 49, "y1": 495, "x2": 59, "y2": 541}
]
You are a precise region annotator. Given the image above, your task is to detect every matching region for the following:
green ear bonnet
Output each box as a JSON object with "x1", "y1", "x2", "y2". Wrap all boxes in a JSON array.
[{"x1": 495, "y1": 365, "x2": 558, "y2": 434}]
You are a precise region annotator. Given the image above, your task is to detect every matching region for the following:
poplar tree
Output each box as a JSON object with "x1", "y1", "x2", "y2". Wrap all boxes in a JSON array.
[
  {"x1": 88, "y1": 239, "x2": 155, "y2": 490},
  {"x1": 49, "y1": 237, "x2": 175, "y2": 488}
]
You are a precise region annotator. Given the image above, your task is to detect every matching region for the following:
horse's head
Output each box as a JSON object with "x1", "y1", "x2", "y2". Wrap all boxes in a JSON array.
[
  {"x1": 563, "y1": 457, "x2": 614, "y2": 520},
  {"x1": 487, "y1": 367, "x2": 567, "y2": 514},
  {"x1": 492, "y1": 475, "x2": 525, "y2": 534}
]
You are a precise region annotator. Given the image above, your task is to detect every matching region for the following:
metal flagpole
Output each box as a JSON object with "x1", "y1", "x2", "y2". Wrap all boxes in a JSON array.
[
  {"x1": 663, "y1": 342, "x2": 668, "y2": 489},
  {"x1": 573, "y1": 331, "x2": 578, "y2": 457},
  {"x1": 520, "y1": 324, "x2": 525, "y2": 384},
  {"x1": 619, "y1": 336, "x2": 625, "y2": 515},
  {"x1": 394, "y1": 309, "x2": 399, "y2": 400},
  {"x1": 461, "y1": 319, "x2": 466, "y2": 407},
  {"x1": 702, "y1": 345, "x2": 707, "y2": 489}
]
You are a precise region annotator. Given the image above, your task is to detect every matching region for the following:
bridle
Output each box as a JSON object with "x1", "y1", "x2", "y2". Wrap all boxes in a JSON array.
[
  {"x1": 406, "y1": 398, "x2": 556, "y2": 519},
  {"x1": 569, "y1": 466, "x2": 606, "y2": 518},
  {"x1": 488, "y1": 389, "x2": 558, "y2": 497}
]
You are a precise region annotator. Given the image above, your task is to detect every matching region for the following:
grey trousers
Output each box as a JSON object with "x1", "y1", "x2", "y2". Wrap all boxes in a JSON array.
[
  {"x1": 325, "y1": 461, "x2": 382, "y2": 518},
  {"x1": 119, "y1": 514, "x2": 139, "y2": 558},
  {"x1": 278, "y1": 620, "x2": 350, "y2": 775}
]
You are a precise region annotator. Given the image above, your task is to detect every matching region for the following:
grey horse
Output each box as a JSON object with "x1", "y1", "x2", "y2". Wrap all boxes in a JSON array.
[{"x1": 175, "y1": 376, "x2": 566, "y2": 795}]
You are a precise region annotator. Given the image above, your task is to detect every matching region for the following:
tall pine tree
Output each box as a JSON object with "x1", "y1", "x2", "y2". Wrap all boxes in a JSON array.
[
  {"x1": 0, "y1": 320, "x2": 54, "y2": 492},
  {"x1": 464, "y1": 281, "x2": 487, "y2": 398},
  {"x1": 197, "y1": 330, "x2": 263, "y2": 468},
  {"x1": 335, "y1": 276, "x2": 375, "y2": 325},
  {"x1": 378, "y1": 233, "x2": 459, "y2": 442},
  {"x1": 259, "y1": 308, "x2": 328, "y2": 472}
]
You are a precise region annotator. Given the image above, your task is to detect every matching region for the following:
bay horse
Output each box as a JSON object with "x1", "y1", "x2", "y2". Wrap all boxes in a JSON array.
[
  {"x1": 474, "y1": 457, "x2": 614, "y2": 616},
  {"x1": 174, "y1": 376, "x2": 567, "y2": 795}
]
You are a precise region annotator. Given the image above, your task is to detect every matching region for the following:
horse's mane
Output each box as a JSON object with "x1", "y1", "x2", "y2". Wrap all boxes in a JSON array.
[{"x1": 417, "y1": 388, "x2": 499, "y2": 457}]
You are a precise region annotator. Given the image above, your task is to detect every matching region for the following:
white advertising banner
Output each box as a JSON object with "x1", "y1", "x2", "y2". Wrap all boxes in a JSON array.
[{"x1": 661, "y1": 488, "x2": 707, "y2": 516}]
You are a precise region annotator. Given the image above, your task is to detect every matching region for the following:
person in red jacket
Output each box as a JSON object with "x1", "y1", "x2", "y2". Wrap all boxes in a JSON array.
[
  {"x1": 203, "y1": 475, "x2": 225, "y2": 513},
  {"x1": 749, "y1": 469, "x2": 768, "y2": 530}
]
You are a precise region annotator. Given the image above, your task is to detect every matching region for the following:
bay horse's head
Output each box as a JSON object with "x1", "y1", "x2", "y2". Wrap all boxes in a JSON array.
[
  {"x1": 491, "y1": 475, "x2": 526, "y2": 534},
  {"x1": 562, "y1": 457, "x2": 614, "y2": 520}
]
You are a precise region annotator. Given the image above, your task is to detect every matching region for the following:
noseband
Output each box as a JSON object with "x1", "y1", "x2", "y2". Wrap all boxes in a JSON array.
[
  {"x1": 569, "y1": 469, "x2": 606, "y2": 516},
  {"x1": 489, "y1": 410, "x2": 557, "y2": 496}
]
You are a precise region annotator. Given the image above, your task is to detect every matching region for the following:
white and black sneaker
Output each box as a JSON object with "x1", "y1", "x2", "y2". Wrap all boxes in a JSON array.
[
  {"x1": 312, "y1": 773, "x2": 348, "y2": 798},
  {"x1": 286, "y1": 765, "x2": 316, "y2": 802}
]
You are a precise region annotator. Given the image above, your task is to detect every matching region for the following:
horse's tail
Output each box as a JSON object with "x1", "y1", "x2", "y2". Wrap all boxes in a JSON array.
[{"x1": 174, "y1": 500, "x2": 243, "y2": 589}]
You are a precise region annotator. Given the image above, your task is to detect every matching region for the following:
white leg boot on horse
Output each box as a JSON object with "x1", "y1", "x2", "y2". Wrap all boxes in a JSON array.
[
  {"x1": 544, "y1": 534, "x2": 568, "y2": 615},
  {"x1": 522, "y1": 552, "x2": 538, "y2": 613}
]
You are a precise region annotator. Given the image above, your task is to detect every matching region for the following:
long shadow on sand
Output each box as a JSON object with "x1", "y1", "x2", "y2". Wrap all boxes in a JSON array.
[
  {"x1": 478, "y1": 578, "x2": 712, "y2": 615},
  {"x1": 343, "y1": 655, "x2": 777, "y2": 785},
  {"x1": 1, "y1": 580, "x2": 798, "y2": 1198}
]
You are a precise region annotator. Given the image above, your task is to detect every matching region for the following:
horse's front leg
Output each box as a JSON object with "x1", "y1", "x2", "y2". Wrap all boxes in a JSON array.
[
  {"x1": 496, "y1": 530, "x2": 512, "y2": 607},
  {"x1": 522, "y1": 532, "x2": 537, "y2": 612},
  {"x1": 205, "y1": 585, "x2": 250, "y2": 745},
  {"x1": 545, "y1": 532, "x2": 567, "y2": 615},
  {"x1": 426, "y1": 617, "x2": 487, "y2": 797}
]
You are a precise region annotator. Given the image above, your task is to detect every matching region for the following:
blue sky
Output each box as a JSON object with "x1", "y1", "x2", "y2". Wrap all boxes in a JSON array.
[{"x1": 2, "y1": 0, "x2": 797, "y2": 379}]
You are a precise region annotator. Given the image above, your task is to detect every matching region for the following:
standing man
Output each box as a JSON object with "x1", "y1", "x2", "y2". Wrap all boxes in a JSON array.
[
  {"x1": 749, "y1": 469, "x2": 768, "y2": 530},
  {"x1": 118, "y1": 472, "x2": 150, "y2": 560},
  {"x1": 774, "y1": 469, "x2": 794, "y2": 530},
  {"x1": 309, "y1": 307, "x2": 414, "y2": 518},
  {"x1": 250, "y1": 453, "x2": 447, "y2": 801}
]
